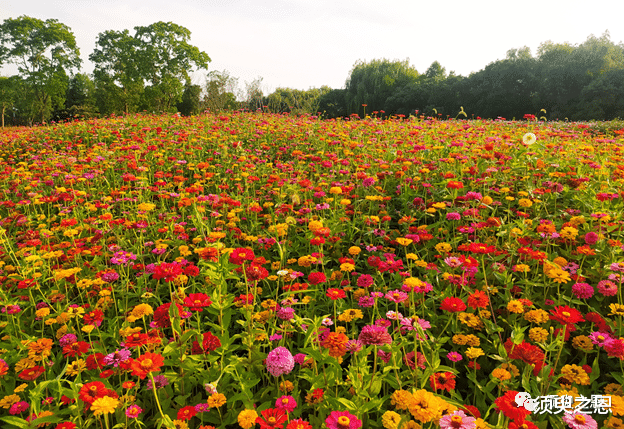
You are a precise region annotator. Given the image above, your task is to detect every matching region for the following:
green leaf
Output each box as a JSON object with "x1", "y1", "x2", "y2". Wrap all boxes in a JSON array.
[{"x1": 0, "y1": 416, "x2": 29, "y2": 428}]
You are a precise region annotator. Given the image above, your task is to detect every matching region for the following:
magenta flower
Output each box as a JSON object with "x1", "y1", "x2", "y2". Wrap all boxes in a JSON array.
[
  {"x1": 357, "y1": 274, "x2": 374, "y2": 288},
  {"x1": 325, "y1": 411, "x2": 362, "y2": 429},
  {"x1": 571, "y1": 282, "x2": 594, "y2": 299},
  {"x1": 447, "y1": 351, "x2": 463, "y2": 362},
  {"x1": 385, "y1": 289, "x2": 408, "y2": 303},
  {"x1": 275, "y1": 395, "x2": 297, "y2": 413},
  {"x1": 126, "y1": 405, "x2": 143, "y2": 418},
  {"x1": 266, "y1": 346, "x2": 295, "y2": 377},
  {"x1": 358, "y1": 325, "x2": 392, "y2": 346}
]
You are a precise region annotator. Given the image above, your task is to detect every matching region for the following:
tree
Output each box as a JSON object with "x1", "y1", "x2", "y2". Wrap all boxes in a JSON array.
[
  {"x1": 0, "y1": 76, "x2": 19, "y2": 127},
  {"x1": 65, "y1": 73, "x2": 96, "y2": 118},
  {"x1": 0, "y1": 15, "x2": 81, "y2": 123},
  {"x1": 344, "y1": 58, "x2": 419, "y2": 115},
  {"x1": 90, "y1": 29, "x2": 144, "y2": 115},
  {"x1": 133, "y1": 22, "x2": 210, "y2": 112},
  {"x1": 318, "y1": 88, "x2": 347, "y2": 118},
  {"x1": 177, "y1": 83, "x2": 201, "y2": 116},
  {"x1": 243, "y1": 77, "x2": 264, "y2": 111},
  {"x1": 203, "y1": 70, "x2": 239, "y2": 111}
]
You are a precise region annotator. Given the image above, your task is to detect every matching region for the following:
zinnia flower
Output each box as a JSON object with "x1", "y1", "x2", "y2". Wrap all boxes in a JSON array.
[
  {"x1": 358, "y1": 325, "x2": 392, "y2": 346},
  {"x1": 266, "y1": 346, "x2": 295, "y2": 377},
  {"x1": 238, "y1": 409, "x2": 258, "y2": 429},
  {"x1": 439, "y1": 410, "x2": 476, "y2": 429},
  {"x1": 325, "y1": 411, "x2": 362, "y2": 429},
  {"x1": 256, "y1": 408, "x2": 288, "y2": 429},
  {"x1": 494, "y1": 390, "x2": 530, "y2": 422},
  {"x1": 91, "y1": 396, "x2": 119, "y2": 416},
  {"x1": 562, "y1": 411, "x2": 597, "y2": 429}
]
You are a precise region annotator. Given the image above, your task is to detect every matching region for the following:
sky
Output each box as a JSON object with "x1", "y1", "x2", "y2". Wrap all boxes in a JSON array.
[{"x1": 1, "y1": 0, "x2": 623, "y2": 95}]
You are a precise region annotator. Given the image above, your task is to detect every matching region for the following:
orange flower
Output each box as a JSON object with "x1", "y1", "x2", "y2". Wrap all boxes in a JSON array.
[{"x1": 130, "y1": 352, "x2": 164, "y2": 379}]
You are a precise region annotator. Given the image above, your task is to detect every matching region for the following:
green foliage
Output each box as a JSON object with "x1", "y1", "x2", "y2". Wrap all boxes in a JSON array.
[
  {"x1": 0, "y1": 15, "x2": 80, "y2": 124},
  {"x1": 203, "y1": 70, "x2": 240, "y2": 112},
  {"x1": 177, "y1": 83, "x2": 202, "y2": 116},
  {"x1": 265, "y1": 86, "x2": 331, "y2": 115},
  {"x1": 65, "y1": 73, "x2": 97, "y2": 118},
  {"x1": 345, "y1": 58, "x2": 419, "y2": 115}
]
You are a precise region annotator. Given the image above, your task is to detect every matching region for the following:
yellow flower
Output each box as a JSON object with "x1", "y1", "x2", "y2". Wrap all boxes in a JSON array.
[
  {"x1": 507, "y1": 300, "x2": 524, "y2": 314},
  {"x1": 571, "y1": 335, "x2": 593, "y2": 351},
  {"x1": 91, "y1": 396, "x2": 120, "y2": 416},
  {"x1": 338, "y1": 309, "x2": 363, "y2": 322},
  {"x1": 340, "y1": 263, "x2": 355, "y2": 272},
  {"x1": 547, "y1": 268, "x2": 570, "y2": 284},
  {"x1": 137, "y1": 203, "x2": 156, "y2": 211},
  {"x1": 561, "y1": 364, "x2": 590, "y2": 385},
  {"x1": 434, "y1": 243, "x2": 452, "y2": 253},
  {"x1": 14, "y1": 383, "x2": 28, "y2": 393},
  {"x1": 207, "y1": 393, "x2": 226, "y2": 408},
  {"x1": 609, "y1": 304, "x2": 624, "y2": 317},
  {"x1": 560, "y1": 227, "x2": 578, "y2": 240},
  {"x1": 0, "y1": 394, "x2": 20, "y2": 409},
  {"x1": 465, "y1": 335, "x2": 480, "y2": 347},
  {"x1": 458, "y1": 312, "x2": 483, "y2": 329},
  {"x1": 237, "y1": 409, "x2": 258, "y2": 429},
  {"x1": 491, "y1": 368, "x2": 512, "y2": 381},
  {"x1": 396, "y1": 238, "x2": 413, "y2": 246},
  {"x1": 66, "y1": 359, "x2": 86, "y2": 376},
  {"x1": 391, "y1": 389, "x2": 414, "y2": 411},
  {"x1": 611, "y1": 395, "x2": 624, "y2": 416},
  {"x1": 348, "y1": 246, "x2": 361, "y2": 256},
  {"x1": 529, "y1": 327, "x2": 549, "y2": 343},
  {"x1": 382, "y1": 410, "x2": 402, "y2": 429},
  {"x1": 329, "y1": 186, "x2": 342, "y2": 195},
  {"x1": 408, "y1": 389, "x2": 439, "y2": 423},
  {"x1": 131, "y1": 304, "x2": 154, "y2": 319},
  {"x1": 465, "y1": 347, "x2": 484, "y2": 359},
  {"x1": 524, "y1": 309, "x2": 549, "y2": 324},
  {"x1": 518, "y1": 198, "x2": 533, "y2": 208}
]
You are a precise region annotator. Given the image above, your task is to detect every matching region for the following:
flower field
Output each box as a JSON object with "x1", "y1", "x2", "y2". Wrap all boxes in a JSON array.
[{"x1": 1, "y1": 112, "x2": 624, "y2": 429}]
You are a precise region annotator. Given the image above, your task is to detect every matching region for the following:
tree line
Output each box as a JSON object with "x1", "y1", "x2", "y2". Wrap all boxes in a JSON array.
[{"x1": 1, "y1": 15, "x2": 623, "y2": 125}]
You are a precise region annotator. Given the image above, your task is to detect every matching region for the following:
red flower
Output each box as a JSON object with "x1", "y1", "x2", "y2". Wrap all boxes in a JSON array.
[
  {"x1": 177, "y1": 406, "x2": 197, "y2": 421},
  {"x1": 494, "y1": 390, "x2": 531, "y2": 422},
  {"x1": 286, "y1": 419, "x2": 313, "y2": 429},
  {"x1": 191, "y1": 332, "x2": 222, "y2": 355},
  {"x1": 184, "y1": 264, "x2": 200, "y2": 277},
  {"x1": 78, "y1": 381, "x2": 108, "y2": 404},
  {"x1": 184, "y1": 293, "x2": 212, "y2": 312},
  {"x1": 550, "y1": 305, "x2": 585, "y2": 325},
  {"x1": 429, "y1": 372, "x2": 456, "y2": 392},
  {"x1": 326, "y1": 288, "x2": 346, "y2": 300},
  {"x1": 256, "y1": 408, "x2": 288, "y2": 429},
  {"x1": 130, "y1": 352, "x2": 164, "y2": 380},
  {"x1": 585, "y1": 312, "x2": 612, "y2": 332},
  {"x1": 18, "y1": 366, "x2": 45, "y2": 381},
  {"x1": 462, "y1": 405, "x2": 481, "y2": 418},
  {"x1": 504, "y1": 339, "x2": 545, "y2": 376},
  {"x1": 62, "y1": 341, "x2": 90, "y2": 358},
  {"x1": 467, "y1": 290, "x2": 489, "y2": 309},
  {"x1": 152, "y1": 262, "x2": 183, "y2": 282},
  {"x1": 229, "y1": 247, "x2": 255, "y2": 265},
  {"x1": 86, "y1": 353, "x2": 106, "y2": 370},
  {"x1": 308, "y1": 271, "x2": 326, "y2": 285},
  {"x1": 245, "y1": 264, "x2": 269, "y2": 281},
  {"x1": 440, "y1": 297, "x2": 466, "y2": 313},
  {"x1": 510, "y1": 421, "x2": 539, "y2": 429},
  {"x1": 55, "y1": 423, "x2": 77, "y2": 429}
]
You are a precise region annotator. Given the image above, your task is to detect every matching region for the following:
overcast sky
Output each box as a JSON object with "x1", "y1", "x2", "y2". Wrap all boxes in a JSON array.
[{"x1": 2, "y1": 0, "x2": 623, "y2": 95}]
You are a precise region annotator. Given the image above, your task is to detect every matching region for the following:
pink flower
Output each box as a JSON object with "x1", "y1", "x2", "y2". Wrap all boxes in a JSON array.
[
  {"x1": 439, "y1": 410, "x2": 476, "y2": 429},
  {"x1": 266, "y1": 346, "x2": 295, "y2": 377},
  {"x1": 562, "y1": 411, "x2": 597, "y2": 429},
  {"x1": 385, "y1": 290, "x2": 408, "y2": 303},
  {"x1": 584, "y1": 232, "x2": 599, "y2": 245},
  {"x1": 126, "y1": 405, "x2": 143, "y2": 418},
  {"x1": 597, "y1": 280, "x2": 618, "y2": 297},
  {"x1": 447, "y1": 351, "x2": 463, "y2": 362},
  {"x1": 358, "y1": 325, "x2": 392, "y2": 346},
  {"x1": 325, "y1": 411, "x2": 362, "y2": 429},
  {"x1": 275, "y1": 395, "x2": 297, "y2": 413},
  {"x1": 571, "y1": 283, "x2": 594, "y2": 299}
]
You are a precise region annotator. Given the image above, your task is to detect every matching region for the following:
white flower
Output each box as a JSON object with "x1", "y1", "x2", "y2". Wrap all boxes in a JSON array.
[
  {"x1": 277, "y1": 270, "x2": 289, "y2": 276},
  {"x1": 523, "y1": 133, "x2": 537, "y2": 145}
]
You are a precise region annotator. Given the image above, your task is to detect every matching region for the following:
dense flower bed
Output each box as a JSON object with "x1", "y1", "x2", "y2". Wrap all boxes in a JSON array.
[{"x1": 0, "y1": 112, "x2": 623, "y2": 429}]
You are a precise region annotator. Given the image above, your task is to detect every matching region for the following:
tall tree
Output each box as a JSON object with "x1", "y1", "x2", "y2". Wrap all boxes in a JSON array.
[
  {"x1": 66, "y1": 73, "x2": 96, "y2": 118},
  {"x1": 0, "y1": 15, "x2": 81, "y2": 123},
  {"x1": 133, "y1": 22, "x2": 210, "y2": 112},
  {"x1": 203, "y1": 70, "x2": 239, "y2": 111},
  {"x1": 0, "y1": 76, "x2": 19, "y2": 127},
  {"x1": 90, "y1": 29, "x2": 143, "y2": 115},
  {"x1": 344, "y1": 58, "x2": 419, "y2": 115}
]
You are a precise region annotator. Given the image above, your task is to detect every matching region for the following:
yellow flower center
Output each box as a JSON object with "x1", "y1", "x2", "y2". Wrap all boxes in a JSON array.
[
  {"x1": 337, "y1": 416, "x2": 351, "y2": 429},
  {"x1": 562, "y1": 311, "x2": 570, "y2": 317},
  {"x1": 141, "y1": 359, "x2": 153, "y2": 368},
  {"x1": 575, "y1": 415, "x2": 586, "y2": 424}
]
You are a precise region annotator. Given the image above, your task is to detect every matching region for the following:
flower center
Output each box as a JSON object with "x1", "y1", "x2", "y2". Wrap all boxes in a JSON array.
[
  {"x1": 450, "y1": 415, "x2": 464, "y2": 428},
  {"x1": 337, "y1": 416, "x2": 351, "y2": 429},
  {"x1": 574, "y1": 415, "x2": 586, "y2": 424},
  {"x1": 140, "y1": 359, "x2": 153, "y2": 368},
  {"x1": 267, "y1": 417, "x2": 276, "y2": 424},
  {"x1": 598, "y1": 335, "x2": 605, "y2": 341},
  {"x1": 562, "y1": 311, "x2": 570, "y2": 317}
]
